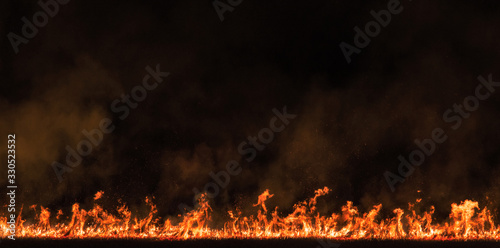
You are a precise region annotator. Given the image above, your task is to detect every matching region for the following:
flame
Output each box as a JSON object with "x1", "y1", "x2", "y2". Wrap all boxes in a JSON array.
[
  {"x1": 1, "y1": 187, "x2": 499, "y2": 240},
  {"x1": 94, "y1": 191, "x2": 104, "y2": 201}
]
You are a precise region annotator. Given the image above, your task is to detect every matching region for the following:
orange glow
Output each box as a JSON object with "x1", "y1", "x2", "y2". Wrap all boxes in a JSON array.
[{"x1": 1, "y1": 187, "x2": 499, "y2": 240}]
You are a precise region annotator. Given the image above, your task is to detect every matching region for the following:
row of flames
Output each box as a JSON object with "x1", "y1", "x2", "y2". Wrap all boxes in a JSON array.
[{"x1": 1, "y1": 187, "x2": 499, "y2": 240}]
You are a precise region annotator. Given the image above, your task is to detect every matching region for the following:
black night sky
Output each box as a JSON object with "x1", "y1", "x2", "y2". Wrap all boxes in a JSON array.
[{"x1": 1, "y1": 0, "x2": 500, "y2": 223}]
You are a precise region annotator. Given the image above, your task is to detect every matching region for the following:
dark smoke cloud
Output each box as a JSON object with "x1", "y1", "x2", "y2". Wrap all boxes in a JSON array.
[{"x1": 0, "y1": 0, "x2": 499, "y2": 221}]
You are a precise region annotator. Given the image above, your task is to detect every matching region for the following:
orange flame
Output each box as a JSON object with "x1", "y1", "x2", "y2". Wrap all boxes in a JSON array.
[
  {"x1": 1, "y1": 187, "x2": 499, "y2": 240},
  {"x1": 94, "y1": 191, "x2": 104, "y2": 201}
]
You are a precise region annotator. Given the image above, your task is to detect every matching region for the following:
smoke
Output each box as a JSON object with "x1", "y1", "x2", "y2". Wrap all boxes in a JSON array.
[
  {"x1": 0, "y1": 55, "x2": 122, "y2": 206},
  {"x1": 0, "y1": 0, "x2": 499, "y2": 222}
]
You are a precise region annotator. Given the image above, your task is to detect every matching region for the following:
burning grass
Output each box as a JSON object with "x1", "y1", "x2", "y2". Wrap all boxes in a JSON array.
[{"x1": 1, "y1": 187, "x2": 499, "y2": 240}]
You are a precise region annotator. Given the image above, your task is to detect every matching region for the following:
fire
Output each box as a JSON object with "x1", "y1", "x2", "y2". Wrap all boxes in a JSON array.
[
  {"x1": 94, "y1": 191, "x2": 104, "y2": 201},
  {"x1": 1, "y1": 187, "x2": 499, "y2": 240}
]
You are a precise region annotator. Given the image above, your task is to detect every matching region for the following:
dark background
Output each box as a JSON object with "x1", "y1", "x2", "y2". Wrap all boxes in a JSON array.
[{"x1": 0, "y1": 0, "x2": 499, "y2": 224}]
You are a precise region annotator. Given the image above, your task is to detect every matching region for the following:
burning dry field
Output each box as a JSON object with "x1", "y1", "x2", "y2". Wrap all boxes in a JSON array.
[
  {"x1": 1, "y1": 0, "x2": 500, "y2": 247},
  {"x1": 1, "y1": 189, "x2": 500, "y2": 245},
  {"x1": 1, "y1": 240, "x2": 499, "y2": 248}
]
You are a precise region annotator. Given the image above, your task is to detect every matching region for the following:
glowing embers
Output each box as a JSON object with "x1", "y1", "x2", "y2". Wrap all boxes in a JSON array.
[{"x1": 0, "y1": 188, "x2": 499, "y2": 240}]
